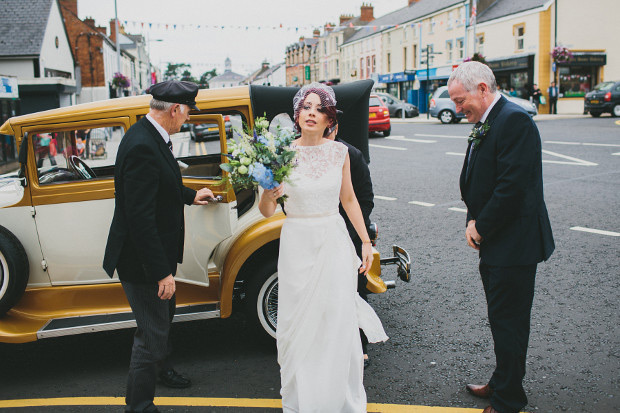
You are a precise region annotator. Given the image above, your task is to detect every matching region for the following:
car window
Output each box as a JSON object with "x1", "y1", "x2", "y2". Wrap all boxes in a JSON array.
[
  {"x1": 439, "y1": 90, "x2": 450, "y2": 99},
  {"x1": 593, "y1": 82, "x2": 614, "y2": 91},
  {"x1": 32, "y1": 126, "x2": 122, "y2": 185},
  {"x1": 369, "y1": 97, "x2": 382, "y2": 106},
  {"x1": 0, "y1": 134, "x2": 18, "y2": 175},
  {"x1": 171, "y1": 112, "x2": 245, "y2": 179}
]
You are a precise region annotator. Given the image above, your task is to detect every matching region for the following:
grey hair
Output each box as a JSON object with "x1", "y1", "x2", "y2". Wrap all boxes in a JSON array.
[
  {"x1": 150, "y1": 98, "x2": 176, "y2": 111},
  {"x1": 448, "y1": 61, "x2": 498, "y2": 93}
]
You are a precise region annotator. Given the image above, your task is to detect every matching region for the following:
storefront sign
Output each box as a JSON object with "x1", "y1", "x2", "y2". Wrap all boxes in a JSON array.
[
  {"x1": 487, "y1": 56, "x2": 530, "y2": 72},
  {"x1": 0, "y1": 76, "x2": 19, "y2": 99},
  {"x1": 378, "y1": 71, "x2": 416, "y2": 83},
  {"x1": 562, "y1": 53, "x2": 606, "y2": 66}
]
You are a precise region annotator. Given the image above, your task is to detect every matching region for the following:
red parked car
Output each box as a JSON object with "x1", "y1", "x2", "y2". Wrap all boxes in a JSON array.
[{"x1": 368, "y1": 94, "x2": 391, "y2": 137}]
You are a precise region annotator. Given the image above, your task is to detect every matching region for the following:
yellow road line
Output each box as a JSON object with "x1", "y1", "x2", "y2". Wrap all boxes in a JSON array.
[
  {"x1": 199, "y1": 141, "x2": 207, "y2": 155},
  {"x1": 615, "y1": 119, "x2": 620, "y2": 125},
  {"x1": 0, "y1": 397, "x2": 483, "y2": 411}
]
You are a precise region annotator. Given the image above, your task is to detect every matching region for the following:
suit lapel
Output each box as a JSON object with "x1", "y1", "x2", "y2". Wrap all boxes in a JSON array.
[
  {"x1": 141, "y1": 117, "x2": 182, "y2": 182},
  {"x1": 464, "y1": 96, "x2": 508, "y2": 184}
]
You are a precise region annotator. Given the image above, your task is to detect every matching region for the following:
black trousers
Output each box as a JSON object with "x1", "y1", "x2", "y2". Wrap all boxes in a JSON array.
[
  {"x1": 549, "y1": 98, "x2": 557, "y2": 114},
  {"x1": 480, "y1": 261, "x2": 536, "y2": 413},
  {"x1": 354, "y1": 240, "x2": 369, "y2": 355},
  {"x1": 121, "y1": 281, "x2": 176, "y2": 413}
]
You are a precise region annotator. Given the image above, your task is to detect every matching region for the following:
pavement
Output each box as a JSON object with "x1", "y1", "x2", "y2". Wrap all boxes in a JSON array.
[{"x1": 391, "y1": 113, "x2": 590, "y2": 124}]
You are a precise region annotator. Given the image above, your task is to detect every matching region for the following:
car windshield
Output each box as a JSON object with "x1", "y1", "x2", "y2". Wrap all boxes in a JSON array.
[
  {"x1": 593, "y1": 82, "x2": 615, "y2": 91},
  {"x1": 369, "y1": 97, "x2": 382, "y2": 107}
]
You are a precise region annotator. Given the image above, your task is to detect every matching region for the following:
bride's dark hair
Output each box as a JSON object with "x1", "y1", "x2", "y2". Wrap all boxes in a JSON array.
[{"x1": 294, "y1": 98, "x2": 338, "y2": 137}]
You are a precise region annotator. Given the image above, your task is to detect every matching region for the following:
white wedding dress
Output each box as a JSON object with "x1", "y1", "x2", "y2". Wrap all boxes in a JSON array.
[{"x1": 277, "y1": 139, "x2": 388, "y2": 413}]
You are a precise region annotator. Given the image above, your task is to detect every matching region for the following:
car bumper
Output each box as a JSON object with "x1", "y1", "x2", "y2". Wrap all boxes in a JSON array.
[
  {"x1": 584, "y1": 102, "x2": 615, "y2": 112},
  {"x1": 365, "y1": 245, "x2": 411, "y2": 294},
  {"x1": 369, "y1": 120, "x2": 390, "y2": 132}
]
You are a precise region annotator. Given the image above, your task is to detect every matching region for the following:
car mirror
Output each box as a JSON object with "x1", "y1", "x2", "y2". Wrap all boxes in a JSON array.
[{"x1": 0, "y1": 177, "x2": 25, "y2": 208}]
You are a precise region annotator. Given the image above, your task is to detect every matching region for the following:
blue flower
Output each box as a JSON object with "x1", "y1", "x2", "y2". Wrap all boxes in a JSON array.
[
  {"x1": 249, "y1": 162, "x2": 276, "y2": 189},
  {"x1": 256, "y1": 135, "x2": 269, "y2": 145}
]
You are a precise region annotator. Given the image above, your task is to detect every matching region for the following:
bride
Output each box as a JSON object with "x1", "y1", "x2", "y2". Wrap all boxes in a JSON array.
[{"x1": 258, "y1": 83, "x2": 388, "y2": 412}]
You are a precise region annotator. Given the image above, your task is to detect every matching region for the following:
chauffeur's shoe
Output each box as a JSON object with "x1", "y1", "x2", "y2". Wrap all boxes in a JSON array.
[
  {"x1": 482, "y1": 405, "x2": 499, "y2": 413},
  {"x1": 159, "y1": 369, "x2": 192, "y2": 388},
  {"x1": 466, "y1": 383, "x2": 493, "y2": 399}
]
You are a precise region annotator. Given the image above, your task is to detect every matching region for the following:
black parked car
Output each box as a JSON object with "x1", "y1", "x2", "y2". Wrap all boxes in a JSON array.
[
  {"x1": 584, "y1": 81, "x2": 620, "y2": 117},
  {"x1": 181, "y1": 116, "x2": 233, "y2": 141}
]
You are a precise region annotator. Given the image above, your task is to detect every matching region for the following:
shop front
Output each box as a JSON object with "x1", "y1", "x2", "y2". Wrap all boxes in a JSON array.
[
  {"x1": 411, "y1": 66, "x2": 453, "y2": 113},
  {"x1": 0, "y1": 75, "x2": 20, "y2": 174},
  {"x1": 377, "y1": 70, "x2": 416, "y2": 103},
  {"x1": 556, "y1": 52, "x2": 607, "y2": 114},
  {"x1": 487, "y1": 55, "x2": 535, "y2": 99}
]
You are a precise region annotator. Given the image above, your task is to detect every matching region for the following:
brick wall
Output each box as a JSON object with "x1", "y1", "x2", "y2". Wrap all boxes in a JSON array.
[{"x1": 59, "y1": 1, "x2": 107, "y2": 88}]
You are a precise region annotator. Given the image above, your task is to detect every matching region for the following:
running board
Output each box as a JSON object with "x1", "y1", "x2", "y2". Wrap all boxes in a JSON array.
[{"x1": 37, "y1": 303, "x2": 219, "y2": 339}]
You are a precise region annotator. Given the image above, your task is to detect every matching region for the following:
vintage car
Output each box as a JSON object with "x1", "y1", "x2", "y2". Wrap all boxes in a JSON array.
[{"x1": 0, "y1": 80, "x2": 410, "y2": 343}]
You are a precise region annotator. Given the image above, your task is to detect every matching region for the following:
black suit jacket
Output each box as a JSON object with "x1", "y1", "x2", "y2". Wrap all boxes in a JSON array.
[
  {"x1": 337, "y1": 138, "x2": 374, "y2": 249},
  {"x1": 460, "y1": 96, "x2": 554, "y2": 267},
  {"x1": 103, "y1": 117, "x2": 196, "y2": 283}
]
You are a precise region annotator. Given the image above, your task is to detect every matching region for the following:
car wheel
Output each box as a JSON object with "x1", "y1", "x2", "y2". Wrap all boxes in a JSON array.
[
  {"x1": 590, "y1": 111, "x2": 602, "y2": 118},
  {"x1": 245, "y1": 258, "x2": 278, "y2": 340},
  {"x1": 383, "y1": 127, "x2": 391, "y2": 137},
  {"x1": 439, "y1": 110, "x2": 454, "y2": 124},
  {"x1": 0, "y1": 226, "x2": 29, "y2": 316},
  {"x1": 612, "y1": 104, "x2": 620, "y2": 117},
  {"x1": 395, "y1": 109, "x2": 402, "y2": 118}
]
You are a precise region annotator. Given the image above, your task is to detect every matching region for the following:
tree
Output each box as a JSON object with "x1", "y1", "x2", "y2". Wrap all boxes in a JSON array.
[
  {"x1": 199, "y1": 68, "x2": 218, "y2": 89},
  {"x1": 180, "y1": 69, "x2": 197, "y2": 83},
  {"x1": 164, "y1": 63, "x2": 191, "y2": 80}
]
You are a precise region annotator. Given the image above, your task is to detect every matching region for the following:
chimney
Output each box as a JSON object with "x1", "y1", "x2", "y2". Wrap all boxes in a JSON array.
[
  {"x1": 360, "y1": 3, "x2": 374, "y2": 23},
  {"x1": 408, "y1": 0, "x2": 420, "y2": 5},
  {"x1": 109, "y1": 19, "x2": 118, "y2": 43},
  {"x1": 324, "y1": 22, "x2": 335, "y2": 32},
  {"x1": 84, "y1": 17, "x2": 96, "y2": 28},
  {"x1": 59, "y1": 0, "x2": 77, "y2": 15},
  {"x1": 299, "y1": 36, "x2": 305, "y2": 43},
  {"x1": 340, "y1": 14, "x2": 353, "y2": 25},
  {"x1": 313, "y1": 28, "x2": 320, "y2": 38},
  {"x1": 96, "y1": 26, "x2": 107, "y2": 36}
]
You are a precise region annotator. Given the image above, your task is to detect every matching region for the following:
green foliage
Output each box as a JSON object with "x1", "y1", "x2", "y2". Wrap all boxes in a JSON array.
[{"x1": 164, "y1": 63, "x2": 191, "y2": 80}]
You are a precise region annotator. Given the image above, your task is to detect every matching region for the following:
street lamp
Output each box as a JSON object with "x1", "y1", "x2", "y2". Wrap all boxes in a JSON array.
[{"x1": 420, "y1": 45, "x2": 442, "y2": 119}]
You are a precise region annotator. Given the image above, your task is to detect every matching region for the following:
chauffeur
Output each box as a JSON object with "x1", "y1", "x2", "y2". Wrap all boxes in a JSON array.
[{"x1": 103, "y1": 80, "x2": 214, "y2": 413}]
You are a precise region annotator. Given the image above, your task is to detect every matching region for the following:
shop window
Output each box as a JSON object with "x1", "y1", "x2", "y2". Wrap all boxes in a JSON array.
[
  {"x1": 446, "y1": 40, "x2": 453, "y2": 62},
  {"x1": 514, "y1": 24, "x2": 525, "y2": 51},
  {"x1": 558, "y1": 66, "x2": 597, "y2": 97},
  {"x1": 456, "y1": 38, "x2": 464, "y2": 60},
  {"x1": 476, "y1": 34, "x2": 485, "y2": 56}
]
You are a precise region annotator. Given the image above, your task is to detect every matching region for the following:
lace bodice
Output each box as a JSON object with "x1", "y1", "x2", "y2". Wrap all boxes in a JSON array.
[{"x1": 284, "y1": 140, "x2": 348, "y2": 217}]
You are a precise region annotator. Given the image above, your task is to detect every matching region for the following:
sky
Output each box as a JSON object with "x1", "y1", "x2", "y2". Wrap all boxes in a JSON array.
[{"x1": 77, "y1": 0, "x2": 407, "y2": 77}]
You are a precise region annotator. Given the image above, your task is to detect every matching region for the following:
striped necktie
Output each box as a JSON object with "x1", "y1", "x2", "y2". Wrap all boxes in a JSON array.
[{"x1": 167, "y1": 139, "x2": 173, "y2": 152}]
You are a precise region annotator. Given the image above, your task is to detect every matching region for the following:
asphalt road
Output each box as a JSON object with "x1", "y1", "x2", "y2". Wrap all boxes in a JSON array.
[{"x1": 0, "y1": 115, "x2": 618, "y2": 412}]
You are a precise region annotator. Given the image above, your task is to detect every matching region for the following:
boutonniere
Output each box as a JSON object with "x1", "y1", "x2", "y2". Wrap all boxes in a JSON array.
[{"x1": 468, "y1": 120, "x2": 490, "y2": 150}]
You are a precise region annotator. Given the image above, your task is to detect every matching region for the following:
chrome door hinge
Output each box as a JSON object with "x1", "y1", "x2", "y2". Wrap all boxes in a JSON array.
[
  {"x1": 31, "y1": 207, "x2": 36, "y2": 217},
  {"x1": 41, "y1": 259, "x2": 48, "y2": 271}
]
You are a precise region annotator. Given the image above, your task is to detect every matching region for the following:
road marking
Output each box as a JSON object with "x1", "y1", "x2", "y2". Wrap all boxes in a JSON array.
[
  {"x1": 369, "y1": 143, "x2": 407, "y2": 151},
  {"x1": 449, "y1": 207, "x2": 467, "y2": 213},
  {"x1": 612, "y1": 152, "x2": 620, "y2": 156},
  {"x1": 409, "y1": 201, "x2": 435, "y2": 207},
  {"x1": 446, "y1": 152, "x2": 465, "y2": 156},
  {"x1": 545, "y1": 141, "x2": 620, "y2": 147},
  {"x1": 615, "y1": 120, "x2": 620, "y2": 125},
  {"x1": 375, "y1": 195, "x2": 397, "y2": 201},
  {"x1": 386, "y1": 136, "x2": 437, "y2": 143},
  {"x1": 570, "y1": 227, "x2": 620, "y2": 237},
  {"x1": 415, "y1": 133, "x2": 466, "y2": 139},
  {"x1": 541, "y1": 149, "x2": 598, "y2": 166},
  {"x1": 199, "y1": 142, "x2": 208, "y2": 155},
  {"x1": 0, "y1": 397, "x2": 483, "y2": 412}
]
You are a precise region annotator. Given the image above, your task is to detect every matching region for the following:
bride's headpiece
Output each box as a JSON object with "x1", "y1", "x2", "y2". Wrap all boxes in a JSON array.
[{"x1": 293, "y1": 82, "x2": 337, "y2": 121}]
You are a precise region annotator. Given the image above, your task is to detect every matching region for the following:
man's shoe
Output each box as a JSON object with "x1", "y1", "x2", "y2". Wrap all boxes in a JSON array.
[
  {"x1": 466, "y1": 383, "x2": 492, "y2": 399},
  {"x1": 482, "y1": 406, "x2": 498, "y2": 413},
  {"x1": 159, "y1": 369, "x2": 191, "y2": 389}
]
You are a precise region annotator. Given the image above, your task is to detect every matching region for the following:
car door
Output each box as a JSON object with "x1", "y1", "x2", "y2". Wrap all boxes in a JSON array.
[{"x1": 171, "y1": 113, "x2": 238, "y2": 286}]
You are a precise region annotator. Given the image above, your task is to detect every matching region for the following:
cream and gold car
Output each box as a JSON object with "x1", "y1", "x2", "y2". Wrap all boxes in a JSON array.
[{"x1": 0, "y1": 80, "x2": 410, "y2": 343}]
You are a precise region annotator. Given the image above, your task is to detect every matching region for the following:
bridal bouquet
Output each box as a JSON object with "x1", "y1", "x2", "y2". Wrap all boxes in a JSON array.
[{"x1": 220, "y1": 116, "x2": 297, "y2": 205}]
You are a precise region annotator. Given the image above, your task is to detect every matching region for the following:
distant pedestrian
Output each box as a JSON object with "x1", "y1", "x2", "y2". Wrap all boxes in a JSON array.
[
  {"x1": 547, "y1": 81, "x2": 559, "y2": 114},
  {"x1": 531, "y1": 84, "x2": 542, "y2": 110},
  {"x1": 509, "y1": 87, "x2": 517, "y2": 97}
]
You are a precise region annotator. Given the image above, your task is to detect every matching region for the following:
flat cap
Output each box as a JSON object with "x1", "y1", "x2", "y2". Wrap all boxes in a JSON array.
[{"x1": 148, "y1": 80, "x2": 199, "y2": 111}]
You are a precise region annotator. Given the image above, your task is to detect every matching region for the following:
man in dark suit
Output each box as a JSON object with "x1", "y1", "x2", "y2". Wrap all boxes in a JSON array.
[
  {"x1": 448, "y1": 62, "x2": 555, "y2": 413},
  {"x1": 326, "y1": 123, "x2": 375, "y2": 367},
  {"x1": 103, "y1": 80, "x2": 214, "y2": 413}
]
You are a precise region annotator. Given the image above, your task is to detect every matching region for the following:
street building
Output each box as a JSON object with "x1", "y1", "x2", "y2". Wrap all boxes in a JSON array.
[
  {"x1": 0, "y1": 0, "x2": 76, "y2": 114},
  {"x1": 209, "y1": 58, "x2": 246, "y2": 89}
]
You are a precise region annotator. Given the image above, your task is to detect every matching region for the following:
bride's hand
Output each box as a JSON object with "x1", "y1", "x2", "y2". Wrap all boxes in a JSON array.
[
  {"x1": 359, "y1": 242, "x2": 373, "y2": 275},
  {"x1": 263, "y1": 185, "x2": 284, "y2": 203}
]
